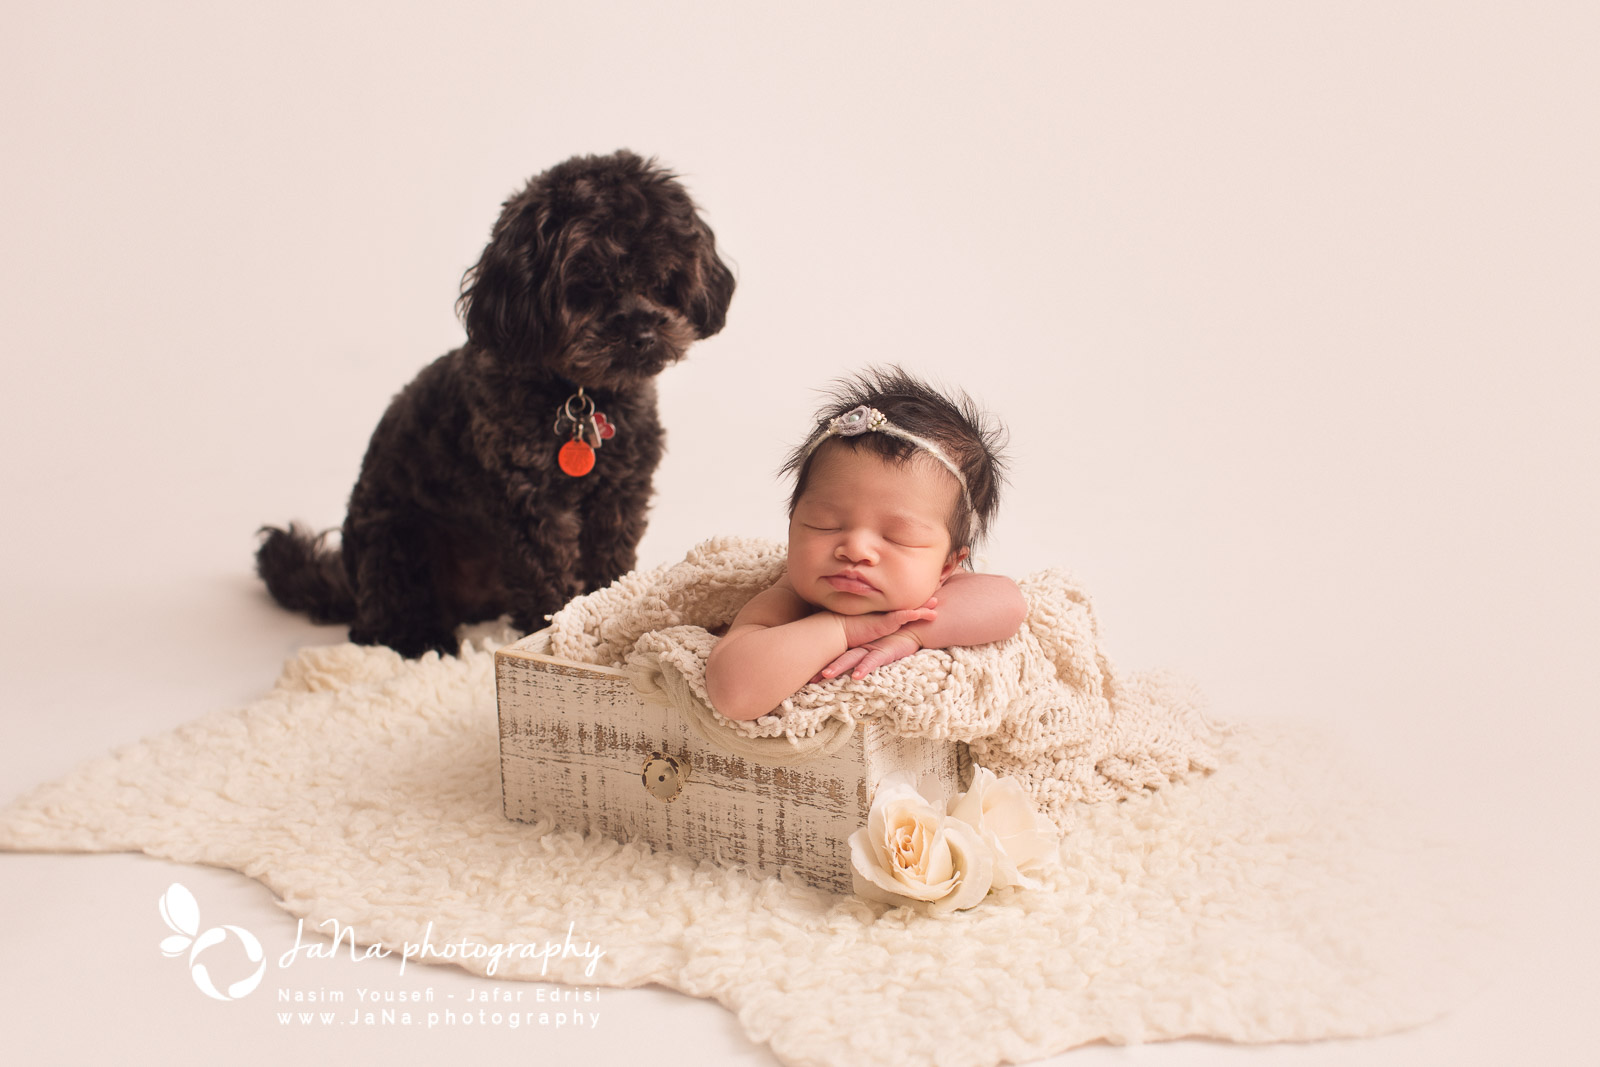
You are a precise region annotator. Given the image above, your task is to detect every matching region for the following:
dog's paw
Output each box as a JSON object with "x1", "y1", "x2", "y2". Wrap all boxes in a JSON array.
[{"x1": 349, "y1": 625, "x2": 459, "y2": 660}]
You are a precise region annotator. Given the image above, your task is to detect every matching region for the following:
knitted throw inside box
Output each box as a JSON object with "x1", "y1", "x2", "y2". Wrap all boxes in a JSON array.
[{"x1": 523, "y1": 537, "x2": 1222, "y2": 833}]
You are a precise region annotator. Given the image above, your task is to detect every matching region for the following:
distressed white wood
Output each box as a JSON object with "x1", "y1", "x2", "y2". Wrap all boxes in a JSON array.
[{"x1": 496, "y1": 629, "x2": 966, "y2": 893}]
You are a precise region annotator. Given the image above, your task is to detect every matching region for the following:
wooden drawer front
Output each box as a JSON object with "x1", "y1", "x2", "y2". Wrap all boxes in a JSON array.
[{"x1": 497, "y1": 631, "x2": 962, "y2": 893}]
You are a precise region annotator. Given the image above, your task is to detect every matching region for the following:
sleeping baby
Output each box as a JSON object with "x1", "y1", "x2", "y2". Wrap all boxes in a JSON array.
[{"x1": 706, "y1": 367, "x2": 1027, "y2": 721}]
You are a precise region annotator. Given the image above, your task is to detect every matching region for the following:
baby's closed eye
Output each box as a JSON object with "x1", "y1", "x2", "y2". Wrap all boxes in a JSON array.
[{"x1": 881, "y1": 523, "x2": 939, "y2": 548}]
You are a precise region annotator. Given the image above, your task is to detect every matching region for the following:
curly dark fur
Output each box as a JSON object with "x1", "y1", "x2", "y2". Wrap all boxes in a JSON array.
[{"x1": 257, "y1": 150, "x2": 735, "y2": 657}]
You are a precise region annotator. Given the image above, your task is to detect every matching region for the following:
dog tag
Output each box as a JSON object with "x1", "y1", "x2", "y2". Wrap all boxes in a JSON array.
[
  {"x1": 555, "y1": 389, "x2": 616, "y2": 475},
  {"x1": 559, "y1": 438, "x2": 596, "y2": 477}
]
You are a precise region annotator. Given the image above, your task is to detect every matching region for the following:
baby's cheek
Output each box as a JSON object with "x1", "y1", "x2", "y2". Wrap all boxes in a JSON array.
[{"x1": 920, "y1": 568, "x2": 953, "y2": 601}]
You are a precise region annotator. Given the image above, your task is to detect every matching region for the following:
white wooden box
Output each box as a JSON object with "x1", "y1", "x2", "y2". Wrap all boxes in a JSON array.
[{"x1": 496, "y1": 629, "x2": 966, "y2": 893}]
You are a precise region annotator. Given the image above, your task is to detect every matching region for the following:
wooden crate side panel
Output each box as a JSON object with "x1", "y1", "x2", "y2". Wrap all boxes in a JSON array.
[
  {"x1": 497, "y1": 653, "x2": 860, "y2": 888},
  {"x1": 860, "y1": 722, "x2": 965, "y2": 800},
  {"x1": 497, "y1": 648, "x2": 964, "y2": 893}
]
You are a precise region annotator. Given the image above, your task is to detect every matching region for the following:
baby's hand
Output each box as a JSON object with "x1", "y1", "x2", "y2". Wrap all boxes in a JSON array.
[
  {"x1": 813, "y1": 630, "x2": 924, "y2": 683},
  {"x1": 835, "y1": 599, "x2": 936, "y2": 649}
]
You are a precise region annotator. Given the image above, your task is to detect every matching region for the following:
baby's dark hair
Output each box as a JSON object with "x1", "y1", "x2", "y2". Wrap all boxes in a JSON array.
[{"x1": 781, "y1": 366, "x2": 1008, "y2": 555}]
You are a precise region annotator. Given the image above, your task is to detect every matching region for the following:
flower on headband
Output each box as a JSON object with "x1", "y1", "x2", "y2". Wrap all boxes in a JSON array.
[{"x1": 830, "y1": 405, "x2": 886, "y2": 437}]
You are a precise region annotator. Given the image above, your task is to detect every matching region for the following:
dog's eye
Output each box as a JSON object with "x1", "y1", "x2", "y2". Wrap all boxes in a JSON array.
[
  {"x1": 655, "y1": 274, "x2": 684, "y2": 303},
  {"x1": 566, "y1": 281, "x2": 604, "y2": 307}
]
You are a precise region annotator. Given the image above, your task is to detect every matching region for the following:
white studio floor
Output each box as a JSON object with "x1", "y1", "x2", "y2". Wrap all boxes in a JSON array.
[{"x1": 3, "y1": 4, "x2": 1597, "y2": 1065}]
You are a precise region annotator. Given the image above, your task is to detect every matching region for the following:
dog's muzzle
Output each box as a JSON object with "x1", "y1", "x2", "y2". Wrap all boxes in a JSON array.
[{"x1": 610, "y1": 308, "x2": 667, "y2": 352}]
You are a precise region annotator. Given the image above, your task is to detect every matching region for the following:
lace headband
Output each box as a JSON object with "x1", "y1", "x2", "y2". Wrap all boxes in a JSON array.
[{"x1": 800, "y1": 405, "x2": 973, "y2": 510}]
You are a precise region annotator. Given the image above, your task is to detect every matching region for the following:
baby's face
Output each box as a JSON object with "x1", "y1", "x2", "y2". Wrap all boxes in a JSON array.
[{"x1": 786, "y1": 443, "x2": 965, "y2": 616}]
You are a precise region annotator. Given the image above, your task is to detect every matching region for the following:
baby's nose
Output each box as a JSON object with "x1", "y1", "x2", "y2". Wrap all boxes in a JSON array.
[{"x1": 836, "y1": 530, "x2": 878, "y2": 563}]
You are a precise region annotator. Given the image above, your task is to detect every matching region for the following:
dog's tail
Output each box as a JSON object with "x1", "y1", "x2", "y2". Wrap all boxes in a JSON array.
[{"x1": 255, "y1": 523, "x2": 356, "y2": 624}]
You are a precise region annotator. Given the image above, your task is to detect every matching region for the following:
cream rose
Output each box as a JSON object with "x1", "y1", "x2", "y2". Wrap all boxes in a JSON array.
[
  {"x1": 848, "y1": 772, "x2": 995, "y2": 915},
  {"x1": 946, "y1": 766, "x2": 1058, "y2": 890}
]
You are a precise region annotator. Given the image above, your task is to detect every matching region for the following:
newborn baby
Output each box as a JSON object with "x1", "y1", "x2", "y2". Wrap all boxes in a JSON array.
[{"x1": 706, "y1": 368, "x2": 1026, "y2": 721}]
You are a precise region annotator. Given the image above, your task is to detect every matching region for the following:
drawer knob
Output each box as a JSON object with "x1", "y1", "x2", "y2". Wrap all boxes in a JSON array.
[{"x1": 641, "y1": 752, "x2": 689, "y2": 802}]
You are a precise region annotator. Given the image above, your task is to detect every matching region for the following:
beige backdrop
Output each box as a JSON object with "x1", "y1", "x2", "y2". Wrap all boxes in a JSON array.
[{"x1": 2, "y1": 3, "x2": 1595, "y2": 1065}]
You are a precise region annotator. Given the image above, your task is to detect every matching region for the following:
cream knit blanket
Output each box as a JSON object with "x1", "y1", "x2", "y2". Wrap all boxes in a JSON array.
[
  {"x1": 0, "y1": 637, "x2": 1491, "y2": 1066},
  {"x1": 545, "y1": 537, "x2": 1222, "y2": 829}
]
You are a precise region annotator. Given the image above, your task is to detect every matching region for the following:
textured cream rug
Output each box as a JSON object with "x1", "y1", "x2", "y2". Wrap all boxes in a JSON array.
[{"x1": 0, "y1": 632, "x2": 1487, "y2": 1066}]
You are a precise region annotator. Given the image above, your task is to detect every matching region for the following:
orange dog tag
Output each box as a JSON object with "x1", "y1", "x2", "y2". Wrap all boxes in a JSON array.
[{"x1": 559, "y1": 439, "x2": 596, "y2": 477}]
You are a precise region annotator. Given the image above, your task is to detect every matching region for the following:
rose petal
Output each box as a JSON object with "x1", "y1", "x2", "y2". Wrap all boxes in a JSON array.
[
  {"x1": 851, "y1": 867, "x2": 924, "y2": 909},
  {"x1": 872, "y1": 796, "x2": 943, "y2": 878},
  {"x1": 948, "y1": 767, "x2": 1059, "y2": 889},
  {"x1": 849, "y1": 828, "x2": 958, "y2": 903},
  {"x1": 946, "y1": 766, "x2": 999, "y2": 826},
  {"x1": 921, "y1": 819, "x2": 995, "y2": 915}
]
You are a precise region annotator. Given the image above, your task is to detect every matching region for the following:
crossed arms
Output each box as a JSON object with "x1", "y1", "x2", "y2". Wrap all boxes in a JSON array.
[{"x1": 705, "y1": 571, "x2": 1027, "y2": 722}]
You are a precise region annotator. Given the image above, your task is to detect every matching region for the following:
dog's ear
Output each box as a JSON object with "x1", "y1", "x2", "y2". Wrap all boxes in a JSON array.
[
  {"x1": 686, "y1": 218, "x2": 736, "y2": 339},
  {"x1": 457, "y1": 184, "x2": 559, "y2": 356}
]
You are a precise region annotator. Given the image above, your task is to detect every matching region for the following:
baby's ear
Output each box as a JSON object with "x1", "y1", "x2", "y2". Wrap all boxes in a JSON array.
[{"x1": 943, "y1": 547, "x2": 971, "y2": 578}]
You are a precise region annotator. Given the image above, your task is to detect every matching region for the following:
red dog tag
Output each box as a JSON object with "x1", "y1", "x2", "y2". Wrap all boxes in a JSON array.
[{"x1": 559, "y1": 439, "x2": 596, "y2": 477}]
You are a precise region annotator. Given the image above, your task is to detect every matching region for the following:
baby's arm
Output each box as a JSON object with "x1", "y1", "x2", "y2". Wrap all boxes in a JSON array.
[
  {"x1": 817, "y1": 571, "x2": 1027, "y2": 682},
  {"x1": 706, "y1": 578, "x2": 937, "y2": 722}
]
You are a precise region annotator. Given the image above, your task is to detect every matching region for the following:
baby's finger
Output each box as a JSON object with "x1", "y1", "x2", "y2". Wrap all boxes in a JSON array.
[
  {"x1": 850, "y1": 646, "x2": 895, "y2": 679},
  {"x1": 820, "y1": 647, "x2": 869, "y2": 680},
  {"x1": 890, "y1": 607, "x2": 936, "y2": 626}
]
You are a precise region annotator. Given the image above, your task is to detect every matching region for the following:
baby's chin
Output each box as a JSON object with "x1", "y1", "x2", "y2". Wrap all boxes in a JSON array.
[
  {"x1": 802, "y1": 587, "x2": 926, "y2": 617},
  {"x1": 800, "y1": 591, "x2": 878, "y2": 616}
]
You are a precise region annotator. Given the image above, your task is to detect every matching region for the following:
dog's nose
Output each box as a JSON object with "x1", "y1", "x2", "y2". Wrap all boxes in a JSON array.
[{"x1": 613, "y1": 310, "x2": 664, "y2": 351}]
